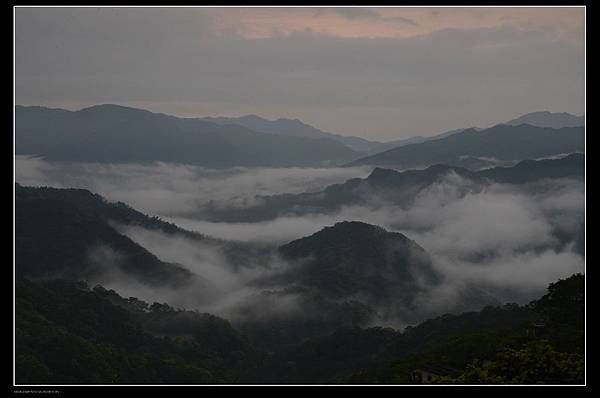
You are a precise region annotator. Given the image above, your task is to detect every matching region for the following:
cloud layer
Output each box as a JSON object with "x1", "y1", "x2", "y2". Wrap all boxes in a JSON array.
[
  {"x1": 15, "y1": 157, "x2": 585, "y2": 326},
  {"x1": 15, "y1": 155, "x2": 371, "y2": 217}
]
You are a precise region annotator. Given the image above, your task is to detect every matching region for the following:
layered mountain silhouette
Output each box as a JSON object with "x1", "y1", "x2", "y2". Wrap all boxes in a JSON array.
[
  {"x1": 379, "y1": 127, "x2": 482, "y2": 151},
  {"x1": 373, "y1": 111, "x2": 583, "y2": 153},
  {"x1": 505, "y1": 111, "x2": 584, "y2": 129},
  {"x1": 14, "y1": 185, "x2": 435, "y2": 303},
  {"x1": 14, "y1": 103, "x2": 586, "y2": 384},
  {"x1": 198, "y1": 153, "x2": 584, "y2": 222},
  {"x1": 478, "y1": 152, "x2": 584, "y2": 184},
  {"x1": 202, "y1": 111, "x2": 584, "y2": 155},
  {"x1": 16, "y1": 105, "x2": 585, "y2": 168},
  {"x1": 15, "y1": 184, "x2": 500, "y2": 336},
  {"x1": 202, "y1": 114, "x2": 384, "y2": 154},
  {"x1": 15, "y1": 105, "x2": 360, "y2": 167},
  {"x1": 347, "y1": 124, "x2": 584, "y2": 169}
]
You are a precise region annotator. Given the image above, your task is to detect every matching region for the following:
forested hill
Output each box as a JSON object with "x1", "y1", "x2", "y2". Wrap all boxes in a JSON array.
[
  {"x1": 15, "y1": 274, "x2": 584, "y2": 384},
  {"x1": 15, "y1": 183, "x2": 202, "y2": 286},
  {"x1": 15, "y1": 279, "x2": 257, "y2": 384},
  {"x1": 346, "y1": 273, "x2": 585, "y2": 384},
  {"x1": 15, "y1": 183, "x2": 276, "y2": 287}
]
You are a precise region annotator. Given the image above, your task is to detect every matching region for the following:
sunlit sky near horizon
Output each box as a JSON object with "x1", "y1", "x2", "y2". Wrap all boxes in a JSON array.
[{"x1": 15, "y1": 6, "x2": 585, "y2": 141}]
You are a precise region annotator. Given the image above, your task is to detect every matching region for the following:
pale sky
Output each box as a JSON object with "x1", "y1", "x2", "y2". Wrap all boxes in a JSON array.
[{"x1": 15, "y1": 6, "x2": 585, "y2": 141}]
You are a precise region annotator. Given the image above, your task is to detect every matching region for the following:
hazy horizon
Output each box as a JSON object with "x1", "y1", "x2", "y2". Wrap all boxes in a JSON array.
[{"x1": 15, "y1": 6, "x2": 585, "y2": 141}]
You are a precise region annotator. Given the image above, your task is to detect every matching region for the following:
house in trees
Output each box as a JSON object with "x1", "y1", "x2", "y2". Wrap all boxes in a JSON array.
[{"x1": 411, "y1": 363, "x2": 460, "y2": 384}]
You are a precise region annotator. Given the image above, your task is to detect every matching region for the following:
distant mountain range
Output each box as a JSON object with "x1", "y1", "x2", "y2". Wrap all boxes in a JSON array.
[
  {"x1": 374, "y1": 111, "x2": 583, "y2": 152},
  {"x1": 477, "y1": 152, "x2": 585, "y2": 184},
  {"x1": 505, "y1": 111, "x2": 584, "y2": 128},
  {"x1": 202, "y1": 114, "x2": 384, "y2": 153},
  {"x1": 16, "y1": 105, "x2": 585, "y2": 168},
  {"x1": 347, "y1": 124, "x2": 584, "y2": 168},
  {"x1": 202, "y1": 111, "x2": 584, "y2": 154},
  {"x1": 15, "y1": 105, "x2": 360, "y2": 167},
  {"x1": 198, "y1": 153, "x2": 584, "y2": 223},
  {"x1": 378, "y1": 127, "x2": 483, "y2": 151}
]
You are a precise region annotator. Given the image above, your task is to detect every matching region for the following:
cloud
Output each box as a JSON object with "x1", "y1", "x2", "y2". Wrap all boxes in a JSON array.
[
  {"x1": 15, "y1": 8, "x2": 584, "y2": 140},
  {"x1": 386, "y1": 16, "x2": 419, "y2": 26},
  {"x1": 86, "y1": 224, "x2": 302, "y2": 321},
  {"x1": 408, "y1": 188, "x2": 556, "y2": 258},
  {"x1": 16, "y1": 157, "x2": 585, "y2": 326},
  {"x1": 15, "y1": 156, "x2": 371, "y2": 217},
  {"x1": 155, "y1": 172, "x2": 584, "y2": 310}
]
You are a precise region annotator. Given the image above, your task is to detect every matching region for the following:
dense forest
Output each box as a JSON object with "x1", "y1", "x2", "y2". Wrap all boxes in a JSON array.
[
  {"x1": 15, "y1": 274, "x2": 584, "y2": 384},
  {"x1": 14, "y1": 177, "x2": 585, "y2": 385}
]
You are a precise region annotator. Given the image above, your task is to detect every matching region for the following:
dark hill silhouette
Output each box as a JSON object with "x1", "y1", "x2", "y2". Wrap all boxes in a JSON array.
[
  {"x1": 505, "y1": 111, "x2": 584, "y2": 128},
  {"x1": 198, "y1": 163, "x2": 486, "y2": 222},
  {"x1": 197, "y1": 154, "x2": 584, "y2": 223},
  {"x1": 203, "y1": 114, "x2": 382, "y2": 153},
  {"x1": 15, "y1": 183, "x2": 201, "y2": 287},
  {"x1": 16, "y1": 104, "x2": 360, "y2": 167},
  {"x1": 276, "y1": 221, "x2": 439, "y2": 303},
  {"x1": 478, "y1": 153, "x2": 584, "y2": 184},
  {"x1": 347, "y1": 124, "x2": 584, "y2": 168}
]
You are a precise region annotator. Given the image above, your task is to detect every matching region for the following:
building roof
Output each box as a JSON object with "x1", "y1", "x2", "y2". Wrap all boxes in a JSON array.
[{"x1": 415, "y1": 363, "x2": 461, "y2": 377}]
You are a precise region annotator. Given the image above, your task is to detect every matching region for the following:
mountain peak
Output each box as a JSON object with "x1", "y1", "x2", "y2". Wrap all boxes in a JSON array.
[
  {"x1": 275, "y1": 117, "x2": 305, "y2": 125},
  {"x1": 280, "y1": 221, "x2": 415, "y2": 256},
  {"x1": 329, "y1": 220, "x2": 388, "y2": 234},
  {"x1": 457, "y1": 127, "x2": 480, "y2": 135},
  {"x1": 505, "y1": 111, "x2": 584, "y2": 128},
  {"x1": 75, "y1": 104, "x2": 154, "y2": 118},
  {"x1": 367, "y1": 167, "x2": 401, "y2": 181},
  {"x1": 78, "y1": 103, "x2": 143, "y2": 112},
  {"x1": 237, "y1": 114, "x2": 268, "y2": 122},
  {"x1": 278, "y1": 221, "x2": 439, "y2": 301}
]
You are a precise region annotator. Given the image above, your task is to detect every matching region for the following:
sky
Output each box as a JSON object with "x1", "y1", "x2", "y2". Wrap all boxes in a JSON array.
[{"x1": 15, "y1": 6, "x2": 585, "y2": 141}]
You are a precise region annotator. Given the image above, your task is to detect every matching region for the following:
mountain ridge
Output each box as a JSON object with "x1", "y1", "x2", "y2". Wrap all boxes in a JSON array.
[
  {"x1": 347, "y1": 124, "x2": 584, "y2": 168},
  {"x1": 505, "y1": 111, "x2": 584, "y2": 129},
  {"x1": 197, "y1": 153, "x2": 583, "y2": 223},
  {"x1": 15, "y1": 104, "x2": 361, "y2": 167},
  {"x1": 202, "y1": 113, "x2": 384, "y2": 153}
]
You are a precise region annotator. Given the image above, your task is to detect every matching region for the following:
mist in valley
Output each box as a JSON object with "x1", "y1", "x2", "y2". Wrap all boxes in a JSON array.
[{"x1": 15, "y1": 155, "x2": 584, "y2": 329}]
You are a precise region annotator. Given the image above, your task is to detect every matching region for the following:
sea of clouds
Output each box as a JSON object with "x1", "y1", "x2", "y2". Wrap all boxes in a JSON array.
[{"x1": 15, "y1": 156, "x2": 585, "y2": 326}]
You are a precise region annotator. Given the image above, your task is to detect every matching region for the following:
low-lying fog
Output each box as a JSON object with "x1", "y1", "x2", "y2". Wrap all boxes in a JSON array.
[{"x1": 16, "y1": 156, "x2": 585, "y2": 327}]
